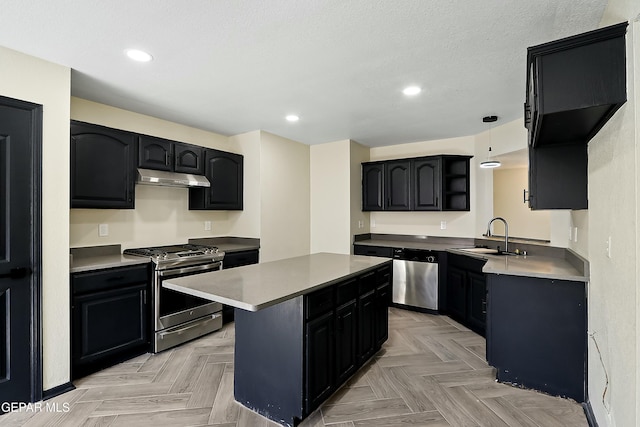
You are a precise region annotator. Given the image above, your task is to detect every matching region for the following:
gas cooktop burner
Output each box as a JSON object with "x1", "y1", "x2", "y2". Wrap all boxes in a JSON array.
[{"x1": 123, "y1": 244, "x2": 224, "y2": 266}]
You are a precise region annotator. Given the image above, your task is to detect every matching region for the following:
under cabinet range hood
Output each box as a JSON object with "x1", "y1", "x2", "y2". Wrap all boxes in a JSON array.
[{"x1": 136, "y1": 168, "x2": 210, "y2": 188}]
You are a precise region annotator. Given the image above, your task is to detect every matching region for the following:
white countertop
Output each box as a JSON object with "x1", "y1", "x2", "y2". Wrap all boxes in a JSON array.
[{"x1": 163, "y1": 252, "x2": 392, "y2": 312}]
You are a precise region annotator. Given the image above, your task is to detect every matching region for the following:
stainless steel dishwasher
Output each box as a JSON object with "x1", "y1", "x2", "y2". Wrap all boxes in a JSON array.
[{"x1": 392, "y1": 248, "x2": 439, "y2": 311}]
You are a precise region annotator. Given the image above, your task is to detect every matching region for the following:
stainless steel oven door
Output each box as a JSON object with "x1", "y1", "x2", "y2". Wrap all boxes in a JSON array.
[{"x1": 155, "y1": 262, "x2": 222, "y2": 331}]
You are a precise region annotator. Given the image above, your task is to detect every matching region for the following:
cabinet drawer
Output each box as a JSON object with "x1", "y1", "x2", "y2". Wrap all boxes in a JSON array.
[
  {"x1": 358, "y1": 271, "x2": 377, "y2": 295},
  {"x1": 353, "y1": 245, "x2": 393, "y2": 258},
  {"x1": 336, "y1": 278, "x2": 358, "y2": 306},
  {"x1": 223, "y1": 250, "x2": 259, "y2": 269},
  {"x1": 306, "y1": 287, "x2": 334, "y2": 320},
  {"x1": 72, "y1": 265, "x2": 149, "y2": 295},
  {"x1": 376, "y1": 265, "x2": 391, "y2": 285}
]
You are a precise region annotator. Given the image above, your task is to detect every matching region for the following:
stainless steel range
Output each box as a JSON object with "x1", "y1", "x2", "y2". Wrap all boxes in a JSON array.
[{"x1": 123, "y1": 244, "x2": 225, "y2": 352}]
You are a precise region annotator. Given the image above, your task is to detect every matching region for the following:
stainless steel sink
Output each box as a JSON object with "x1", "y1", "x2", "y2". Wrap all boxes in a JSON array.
[{"x1": 457, "y1": 248, "x2": 516, "y2": 256}]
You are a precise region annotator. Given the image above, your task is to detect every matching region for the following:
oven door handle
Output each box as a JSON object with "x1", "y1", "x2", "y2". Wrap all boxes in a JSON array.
[
  {"x1": 158, "y1": 313, "x2": 222, "y2": 338},
  {"x1": 158, "y1": 262, "x2": 221, "y2": 278}
]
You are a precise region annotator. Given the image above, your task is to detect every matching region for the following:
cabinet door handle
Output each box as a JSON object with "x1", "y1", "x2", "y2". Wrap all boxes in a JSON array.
[
  {"x1": 482, "y1": 300, "x2": 487, "y2": 314},
  {"x1": 166, "y1": 152, "x2": 170, "y2": 166}
]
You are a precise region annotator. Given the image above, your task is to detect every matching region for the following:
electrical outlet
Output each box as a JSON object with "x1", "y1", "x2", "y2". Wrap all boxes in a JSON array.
[
  {"x1": 440, "y1": 221, "x2": 447, "y2": 230},
  {"x1": 606, "y1": 236, "x2": 612, "y2": 258},
  {"x1": 573, "y1": 227, "x2": 578, "y2": 243},
  {"x1": 569, "y1": 227, "x2": 573, "y2": 241},
  {"x1": 98, "y1": 224, "x2": 109, "y2": 237},
  {"x1": 371, "y1": 219, "x2": 376, "y2": 228},
  {"x1": 357, "y1": 220, "x2": 364, "y2": 229},
  {"x1": 204, "y1": 221, "x2": 212, "y2": 231}
]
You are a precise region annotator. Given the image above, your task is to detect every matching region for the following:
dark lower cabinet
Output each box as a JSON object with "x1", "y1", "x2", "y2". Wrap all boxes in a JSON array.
[
  {"x1": 71, "y1": 121, "x2": 137, "y2": 209},
  {"x1": 335, "y1": 301, "x2": 358, "y2": 384},
  {"x1": 305, "y1": 311, "x2": 334, "y2": 410},
  {"x1": 445, "y1": 254, "x2": 487, "y2": 336},
  {"x1": 71, "y1": 265, "x2": 150, "y2": 379},
  {"x1": 223, "y1": 250, "x2": 259, "y2": 269},
  {"x1": 234, "y1": 263, "x2": 392, "y2": 426},
  {"x1": 487, "y1": 274, "x2": 586, "y2": 402}
]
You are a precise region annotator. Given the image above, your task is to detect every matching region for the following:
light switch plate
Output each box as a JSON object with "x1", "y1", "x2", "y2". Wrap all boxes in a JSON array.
[
  {"x1": 440, "y1": 221, "x2": 447, "y2": 230},
  {"x1": 204, "y1": 221, "x2": 212, "y2": 231}
]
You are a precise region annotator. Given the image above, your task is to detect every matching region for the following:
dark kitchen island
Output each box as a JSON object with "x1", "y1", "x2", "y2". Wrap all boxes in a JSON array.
[{"x1": 164, "y1": 253, "x2": 392, "y2": 426}]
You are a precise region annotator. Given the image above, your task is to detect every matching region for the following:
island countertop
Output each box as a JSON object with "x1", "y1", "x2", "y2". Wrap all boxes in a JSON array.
[{"x1": 163, "y1": 252, "x2": 392, "y2": 312}]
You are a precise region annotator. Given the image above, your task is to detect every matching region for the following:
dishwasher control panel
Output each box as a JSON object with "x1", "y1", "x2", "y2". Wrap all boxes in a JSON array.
[{"x1": 392, "y1": 248, "x2": 438, "y2": 263}]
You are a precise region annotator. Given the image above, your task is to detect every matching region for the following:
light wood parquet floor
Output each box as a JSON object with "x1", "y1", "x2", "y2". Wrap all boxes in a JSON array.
[{"x1": 0, "y1": 308, "x2": 588, "y2": 426}]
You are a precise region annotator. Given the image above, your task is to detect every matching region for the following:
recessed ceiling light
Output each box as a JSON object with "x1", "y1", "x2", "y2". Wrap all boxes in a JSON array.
[
  {"x1": 286, "y1": 115, "x2": 299, "y2": 122},
  {"x1": 403, "y1": 86, "x2": 421, "y2": 96},
  {"x1": 125, "y1": 49, "x2": 153, "y2": 62}
]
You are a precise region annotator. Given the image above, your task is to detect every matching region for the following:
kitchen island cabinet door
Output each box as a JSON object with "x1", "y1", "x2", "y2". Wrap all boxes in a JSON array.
[
  {"x1": 335, "y1": 300, "x2": 358, "y2": 385},
  {"x1": 305, "y1": 311, "x2": 335, "y2": 413},
  {"x1": 189, "y1": 149, "x2": 243, "y2": 210},
  {"x1": 71, "y1": 121, "x2": 137, "y2": 209}
]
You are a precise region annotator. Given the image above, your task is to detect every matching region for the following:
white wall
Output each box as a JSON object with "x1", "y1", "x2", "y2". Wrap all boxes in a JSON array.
[
  {"x1": 310, "y1": 140, "x2": 351, "y2": 254},
  {"x1": 587, "y1": 4, "x2": 639, "y2": 426},
  {"x1": 259, "y1": 131, "x2": 310, "y2": 262},
  {"x1": 349, "y1": 141, "x2": 371, "y2": 247},
  {"x1": 493, "y1": 167, "x2": 551, "y2": 240},
  {"x1": 0, "y1": 46, "x2": 71, "y2": 390},
  {"x1": 69, "y1": 98, "x2": 247, "y2": 249}
]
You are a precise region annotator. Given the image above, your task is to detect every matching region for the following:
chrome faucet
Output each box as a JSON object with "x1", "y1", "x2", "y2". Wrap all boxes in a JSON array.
[{"x1": 486, "y1": 217, "x2": 509, "y2": 254}]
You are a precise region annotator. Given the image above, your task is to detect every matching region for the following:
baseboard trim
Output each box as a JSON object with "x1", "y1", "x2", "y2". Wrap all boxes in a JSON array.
[
  {"x1": 582, "y1": 401, "x2": 599, "y2": 427},
  {"x1": 42, "y1": 382, "x2": 75, "y2": 401}
]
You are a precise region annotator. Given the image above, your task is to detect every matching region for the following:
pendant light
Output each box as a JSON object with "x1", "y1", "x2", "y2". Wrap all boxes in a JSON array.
[{"x1": 480, "y1": 115, "x2": 501, "y2": 169}]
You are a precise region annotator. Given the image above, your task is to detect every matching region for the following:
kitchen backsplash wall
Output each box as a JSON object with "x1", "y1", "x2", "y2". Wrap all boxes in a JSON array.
[{"x1": 69, "y1": 185, "x2": 232, "y2": 248}]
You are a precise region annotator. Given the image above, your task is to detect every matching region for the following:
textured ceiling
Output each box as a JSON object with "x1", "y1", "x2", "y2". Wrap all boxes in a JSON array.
[{"x1": 0, "y1": 1, "x2": 608, "y2": 147}]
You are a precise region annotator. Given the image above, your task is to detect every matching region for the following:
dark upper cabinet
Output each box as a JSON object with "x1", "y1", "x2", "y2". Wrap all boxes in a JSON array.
[
  {"x1": 189, "y1": 149, "x2": 244, "y2": 210},
  {"x1": 174, "y1": 143, "x2": 204, "y2": 174},
  {"x1": 70, "y1": 121, "x2": 137, "y2": 209},
  {"x1": 138, "y1": 135, "x2": 204, "y2": 175},
  {"x1": 362, "y1": 162, "x2": 385, "y2": 211},
  {"x1": 385, "y1": 160, "x2": 411, "y2": 210},
  {"x1": 525, "y1": 22, "x2": 627, "y2": 147},
  {"x1": 413, "y1": 158, "x2": 440, "y2": 210},
  {"x1": 362, "y1": 155, "x2": 470, "y2": 212},
  {"x1": 138, "y1": 136, "x2": 172, "y2": 171},
  {"x1": 524, "y1": 23, "x2": 626, "y2": 210},
  {"x1": 528, "y1": 142, "x2": 588, "y2": 210},
  {"x1": 441, "y1": 156, "x2": 471, "y2": 211}
]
